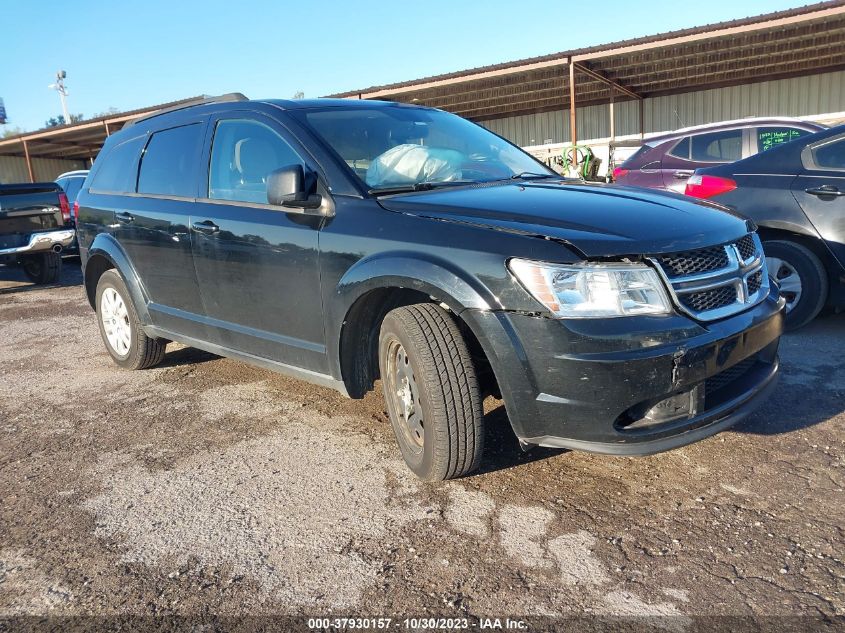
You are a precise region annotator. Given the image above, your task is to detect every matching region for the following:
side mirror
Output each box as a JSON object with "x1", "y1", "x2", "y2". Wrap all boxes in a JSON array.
[{"x1": 266, "y1": 164, "x2": 323, "y2": 211}]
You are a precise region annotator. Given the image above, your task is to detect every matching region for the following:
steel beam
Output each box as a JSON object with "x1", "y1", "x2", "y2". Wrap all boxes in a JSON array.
[
  {"x1": 21, "y1": 140, "x2": 34, "y2": 183},
  {"x1": 573, "y1": 61, "x2": 641, "y2": 100},
  {"x1": 569, "y1": 60, "x2": 577, "y2": 146}
]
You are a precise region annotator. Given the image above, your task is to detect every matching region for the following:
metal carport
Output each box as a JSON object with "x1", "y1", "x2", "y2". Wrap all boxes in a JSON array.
[
  {"x1": 0, "y1": 96, "x2": 203, "y2": 182},
  {"x1": 328, "y1": 1, "x2": 845, "y2": 146}
]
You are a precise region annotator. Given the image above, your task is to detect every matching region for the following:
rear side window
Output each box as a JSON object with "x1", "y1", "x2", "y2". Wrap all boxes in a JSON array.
[
  {"x1": 812, "y1": 138, "x2": 845, "y2": 170},
  {"x1": 757, "y1": 127, "x2": 809, "y2": 152},
  {"x1": 690, "y1": 130, "x2": 742, "y2": 162},
  {"x1": 138, "y1": 124, "x2": 202, "y2": 198},
  {"x1": 90, "y1": 135, "x2": 145, "y2": 193}
]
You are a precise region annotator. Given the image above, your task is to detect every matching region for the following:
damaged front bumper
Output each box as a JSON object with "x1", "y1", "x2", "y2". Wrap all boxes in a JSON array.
[{"x1": 463, "y1": 288, "x2": 784, "y2": 456}]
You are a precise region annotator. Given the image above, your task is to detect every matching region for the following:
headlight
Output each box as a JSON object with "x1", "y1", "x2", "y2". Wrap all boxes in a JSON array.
[{"x1": 508, "y1": 259, "x2": 672, "y2": 318}]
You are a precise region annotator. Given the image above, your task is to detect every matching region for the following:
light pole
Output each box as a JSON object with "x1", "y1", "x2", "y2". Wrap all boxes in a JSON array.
[{"x1": 48, "y1": 70, "x2": 70, "y2": 124}]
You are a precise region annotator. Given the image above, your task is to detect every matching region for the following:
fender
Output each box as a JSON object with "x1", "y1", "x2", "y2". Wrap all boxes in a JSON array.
[
  {"x1": 84, "y1": 233, "x2": 152, "y2": 325},
  {"x1": 327, "y1": 251, "x2": 500, "y2": 381},
  {"x1": 756, "y1": 219, "x2": 845, "y2": 274},
  {"x1": 755, "y1": 218, "x2": 821, "y2": 240},
  {"x1": 334, "y1": 250, "x2": 501, "y2": 315}
]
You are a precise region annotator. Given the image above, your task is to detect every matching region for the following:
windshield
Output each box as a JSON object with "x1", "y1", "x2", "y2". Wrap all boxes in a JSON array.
[{"x1": 296, "y1": 105, "x2": 556, "y2": 192}]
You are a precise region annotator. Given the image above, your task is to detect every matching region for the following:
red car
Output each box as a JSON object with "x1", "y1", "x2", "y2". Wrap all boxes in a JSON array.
[{"x1": 613, "y1": 117, "x2": 824, "y2": 192}]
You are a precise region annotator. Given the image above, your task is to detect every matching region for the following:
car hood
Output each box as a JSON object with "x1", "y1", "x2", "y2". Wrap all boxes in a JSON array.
[{"x1": 377, "y1": 180, "x2": 751, "y2": 258}]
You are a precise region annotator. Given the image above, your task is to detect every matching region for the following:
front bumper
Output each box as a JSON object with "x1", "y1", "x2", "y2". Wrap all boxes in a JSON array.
[
  {"x1": 463, "y1": 288, "x2": 784, "y2": 456},
  {"x1": 0, "y1": 229, "x2": 76, "y2": 257}
]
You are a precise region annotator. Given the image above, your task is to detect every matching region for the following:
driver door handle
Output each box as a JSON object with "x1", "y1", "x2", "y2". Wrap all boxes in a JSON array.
[
  {"x1": 115, "y1": 212, "x2": 134, "y2": 223},
  {"x1": 805, "y1": 185, "x2": 845, "y2": 197},
  {"x1": 191, "y1": 220, "x2": 220, "y2": 234},
  {"x1": 673, "y1": 170, "x2": 694, "y2": 179}
]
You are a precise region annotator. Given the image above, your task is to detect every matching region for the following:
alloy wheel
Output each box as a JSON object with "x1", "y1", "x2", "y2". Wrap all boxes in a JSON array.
[
  {"x1": 100, "y1": 287, "x2": 132, "y2": 356},
  {"x1": 766, "y1": 256, "x2": 802, "y2": 314}
]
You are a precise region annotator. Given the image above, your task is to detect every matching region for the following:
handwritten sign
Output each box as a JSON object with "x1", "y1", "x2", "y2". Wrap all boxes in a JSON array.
[{"x1": 758, "y1": 128, "x2": 804, "y2": 152}]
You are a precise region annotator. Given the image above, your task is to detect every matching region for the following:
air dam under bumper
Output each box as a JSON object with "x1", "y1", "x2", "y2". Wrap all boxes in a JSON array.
[
  {"x1": 0, "y1": 229, "x2": 76, "y2": 256},
  {"x1": 463, "y1": 289, "x2": 784, "y2": 456}
]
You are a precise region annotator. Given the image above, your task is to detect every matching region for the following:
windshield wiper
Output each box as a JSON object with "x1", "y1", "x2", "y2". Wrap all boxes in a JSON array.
[
  {"x1": 509, "y1": 171, "x2": 561, "y2": 180},
  {"x1": 368, "y1": 181, "x2": 471, "y2": 196}
]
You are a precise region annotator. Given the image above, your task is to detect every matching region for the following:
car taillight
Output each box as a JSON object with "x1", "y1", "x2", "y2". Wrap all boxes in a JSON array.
[
  {"x1": 73, "y1": 200, "x2": 80, "y2": 222},
  {"x1": 612, "y1": 167, "x2": 629, "y2": 181},
  {"x1": 684, "y1": 175, "x2": 737, "y2": 199},
  {"x1": 58, "y1": 192, "x2": 71, "y2": 223}
]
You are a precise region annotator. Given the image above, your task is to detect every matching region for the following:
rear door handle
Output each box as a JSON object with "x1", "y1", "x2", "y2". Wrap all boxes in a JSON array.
[
  {"x1": 115, "y1": 212, "x2": 134, "y2": 223},
  {"x1": 191, "y1": 220, "x2": 220, "y2": 234},
  {"x1": 805, "y1": 185, "x2": 845, "y2": 197},
  {"x1": 673, "y1": 170, "x2": 694, "y2": 179}
]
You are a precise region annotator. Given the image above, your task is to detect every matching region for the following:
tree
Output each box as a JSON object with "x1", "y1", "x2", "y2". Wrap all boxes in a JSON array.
[
  {"x1": 1, "y1": 125, "x2": 25, "y2": 138},
  {"x1": 292, "y1": 91, "x2": 305, "y2": 99},
  {"x1": 92, "y1": 107, "x2": 119, "y2": 118},
  {"x1": 44, "y1": 113, "x2": 84, "y2": 128}
]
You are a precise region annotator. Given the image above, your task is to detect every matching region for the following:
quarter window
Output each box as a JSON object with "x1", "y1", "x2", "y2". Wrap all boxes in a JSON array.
[
  {"x1": 757, "y1": 127, "x2": 808, "y2": 153},
  {"x1": 137, "y1": 124, "x2": 202, "y2": 197},
  {"x1": 690, "y1": 130, "x2": 742, "y2": 162},
  {"x1": 89, "y1": 135, "x2": 145, "y2": 193},
  {"x1": 812, "y1": 138, "x2": 845, "y2": 170},
  {"x1": 209, "y1": 119, "x2": 305, "y2": 204},
  {"x1": 667, "y1": 137, "x2": 690, "y2": 160}
]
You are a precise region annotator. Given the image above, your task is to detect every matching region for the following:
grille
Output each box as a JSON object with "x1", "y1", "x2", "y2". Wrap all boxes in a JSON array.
[
  {"x1": 681, "y1": 285, "x2": 737, "y2": 313},
  {"x1": 737, "y1": 234, "x2": 756, "y2": 261},
  {"x1": 747, "y1": 270, "x2": 763, "y2": 295},
  {"x1": 658, "y1": 245, "x2": 729, "y2": 278},
  {"x1": 706, "y1": 357, "x2": 757, "y2": 394},
  {"x1": 653, "y1": 233, "x2": 766, "y2": 321}
]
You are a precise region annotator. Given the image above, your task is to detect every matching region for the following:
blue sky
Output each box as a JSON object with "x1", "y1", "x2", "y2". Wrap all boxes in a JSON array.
[{"x1": 1, "y1": 0, "x2": 802, "y2": 133}]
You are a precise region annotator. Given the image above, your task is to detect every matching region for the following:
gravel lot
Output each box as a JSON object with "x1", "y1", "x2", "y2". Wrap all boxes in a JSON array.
[{"x1": 1, "y1": 261, "x2": 843, "y2": 628}]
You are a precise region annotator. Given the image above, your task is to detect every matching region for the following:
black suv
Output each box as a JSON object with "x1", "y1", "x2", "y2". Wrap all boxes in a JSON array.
[{"x1": 76, "y1": 95, "x2": 784, "y2": 480}]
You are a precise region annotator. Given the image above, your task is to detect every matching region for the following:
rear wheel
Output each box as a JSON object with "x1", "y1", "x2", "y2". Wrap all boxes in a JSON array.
[
  {"x1": 21, "y1": 252, "x2": 62, "y2": 284},
  {"x1": 378, "y1": 303, "x2": 484, "y2": 481},
  {"x1": 764, "y1": 239, "x2": 828, "y2": 331},
  {"x1": 95, "y1": 270, "x2": 166, "y2": 370}
]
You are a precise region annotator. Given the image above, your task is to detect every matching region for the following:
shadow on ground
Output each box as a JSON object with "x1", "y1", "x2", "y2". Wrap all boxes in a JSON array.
[{"x1": 0, "y1": 257, "x2": 83, "y2": 295}]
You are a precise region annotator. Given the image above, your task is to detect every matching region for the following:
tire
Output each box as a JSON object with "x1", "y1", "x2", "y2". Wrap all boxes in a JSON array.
[
  {"x1": 378, "y1": 303, "x2": 484, "y2": 481},
  {"x1": 764, "y1": 239, "x2": 828, "y2": 331},
  {"x1": 95, "y1": 269, "x2": 166, "y2": 370},
  {"x1": 21, "y1": 252, "x2": 62, "y2": 284}
]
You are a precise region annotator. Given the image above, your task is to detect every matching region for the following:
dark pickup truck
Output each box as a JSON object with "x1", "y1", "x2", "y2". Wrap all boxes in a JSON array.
[
  {"x1": 0, "y1": 182, "x2": 75, "y2": 284},
  {"x1": 77, "y1": 96, "x2": 785, "y2": 481}
]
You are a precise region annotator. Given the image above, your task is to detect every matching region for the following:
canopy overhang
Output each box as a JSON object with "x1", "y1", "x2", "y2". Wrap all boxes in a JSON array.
[
  {"x1": 0, "y1": 96, "x2": 204, "y2": 181},
  {"x1": 328, "y1": 1, "x2": 845, "y2": 143}
]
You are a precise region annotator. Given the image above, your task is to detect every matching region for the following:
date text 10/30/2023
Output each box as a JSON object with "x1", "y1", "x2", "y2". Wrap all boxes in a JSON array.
[{"x1": 307, "y1": 617, "x2": 527, "y2": 630}]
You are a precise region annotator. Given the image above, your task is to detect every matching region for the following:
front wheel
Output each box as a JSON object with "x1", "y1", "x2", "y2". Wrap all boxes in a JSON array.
[
  {"x1": 764, "y1": 240, "x2": 828, "y2": 331},
  {"x1": 95, "y1": 270, "x2": 166, "y2": 370},
  {"x1": 379, "y1": 303, "x2": 484, "y2": 481}
]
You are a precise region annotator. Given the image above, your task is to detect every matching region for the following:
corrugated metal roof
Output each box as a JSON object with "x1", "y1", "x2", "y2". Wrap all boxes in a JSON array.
[
  {"x1": 0, "y1": 96, "x2": 206, "y2": 160},
  {"x1": 330, "y1": 1, "x2": 844, "y2": 98},
  {"x1": 327, "y1": 1, "x2": 845, "y2": 123}
]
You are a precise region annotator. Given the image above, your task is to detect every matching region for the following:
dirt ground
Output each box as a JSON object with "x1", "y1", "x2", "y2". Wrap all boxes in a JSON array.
[{"x1": 0, "y1": 260, "x2": 843, "y2": 630}]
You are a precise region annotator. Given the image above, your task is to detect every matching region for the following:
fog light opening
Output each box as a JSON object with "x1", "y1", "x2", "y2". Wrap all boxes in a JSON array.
[{"x1": 621, "y1": 385, "x2": 704, "y2": 431}]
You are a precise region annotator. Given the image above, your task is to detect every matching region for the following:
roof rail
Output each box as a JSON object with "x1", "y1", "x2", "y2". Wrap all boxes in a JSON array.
[{"x1": 124, "y1": 93, "x2": 248, "y2": 127}]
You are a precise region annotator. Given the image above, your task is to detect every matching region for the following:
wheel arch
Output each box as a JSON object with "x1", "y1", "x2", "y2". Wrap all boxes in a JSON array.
[
  {"x1": 332, "y1": 253, "x2": 499, "y2": 398},
  {"x1": 756, "y1": 223, "x2": 842, "y2": 289},
  {"x1": 83, "y1": 234, "x2": 151, "y2": 324}
]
